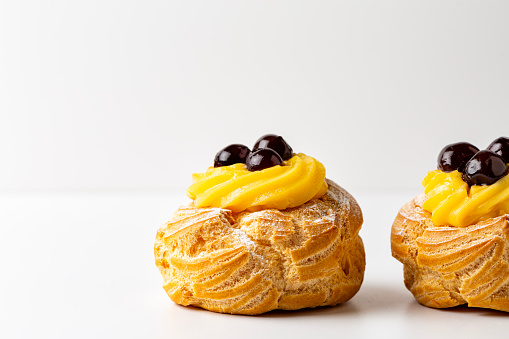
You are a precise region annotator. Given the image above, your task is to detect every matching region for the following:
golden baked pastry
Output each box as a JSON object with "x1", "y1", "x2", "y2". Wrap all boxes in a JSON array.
[
  {"x1": 155, "y1": 179, "x2": 365, "y2": 315},
  {"x1": 391, "y1": 138, "x2": 509, "y2": 312},
  {"x1": 391, "y1": 195, "x2": 509, "y2": 312}
]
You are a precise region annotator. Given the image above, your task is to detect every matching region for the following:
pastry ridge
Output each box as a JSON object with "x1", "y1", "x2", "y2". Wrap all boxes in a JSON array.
[
  {"x1": 391, "y1": 194, "x2": 509, "y2": 311},
  {"x1": 155, "y1": 179, "x2": 365, "y2": 314}
]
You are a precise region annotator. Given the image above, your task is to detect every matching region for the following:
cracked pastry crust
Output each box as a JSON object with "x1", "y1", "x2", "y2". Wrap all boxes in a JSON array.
[
  {"x1": 154, "y1": 179, "x2": 365, "y2": 315},
  {"x1": 391, "y1": 194, "x2": 509, "y2": 312}
]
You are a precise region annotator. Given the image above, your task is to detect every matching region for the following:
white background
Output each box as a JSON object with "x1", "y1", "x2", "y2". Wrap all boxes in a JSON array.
[
  {"x1": 1, "y1": 1, "x2": 509, "y2": 338},
  {"x1": 1, "y1": 0, "x2": 509, "y2": 192}
]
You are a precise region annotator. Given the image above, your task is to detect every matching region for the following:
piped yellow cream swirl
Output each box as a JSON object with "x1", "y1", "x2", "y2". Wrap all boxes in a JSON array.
[
  {"x1": 186, "y1": 153, "x2": 328, "y2": 212},
  {"x1": 422, "y1": 168, "x2": 509, "y2": 227}
]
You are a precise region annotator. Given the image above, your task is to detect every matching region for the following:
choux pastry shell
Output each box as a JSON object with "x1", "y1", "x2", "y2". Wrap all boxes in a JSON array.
[
  {"x1": 155, "y1": 179, "x2": 365, "y2": 315},
  {"x1": 391, "y1": 194, "x2": 509, "y2": 312}
]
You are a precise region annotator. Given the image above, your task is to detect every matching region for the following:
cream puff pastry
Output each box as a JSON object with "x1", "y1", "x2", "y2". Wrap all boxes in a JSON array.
[
  {"x1": 391, "y1": 137, "x2": 509, "y2": 312},
  {"x1": 155, "y1": 135, "x2": 365, "y2": 314}
]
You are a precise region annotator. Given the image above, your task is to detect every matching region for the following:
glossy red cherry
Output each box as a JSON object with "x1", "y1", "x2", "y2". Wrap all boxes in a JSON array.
[
  {"x1": 462, "y1": 150, "x2": 508, "y2": 186},
  {"x1": 487, "y1": 137, "x2": 509, "y2": 163},
  {"x1": 437, "y1": 142, "x2": 479, "y2": 172},
  {"x1": 253, "y1": 134, "x2": 293, "y2": 160},
  {"x1": 214, "y1": 144, "x2": 251, "y2": 167},
  {"x1": 246, "y1": 148, "x2": 282, "y2": 171}
]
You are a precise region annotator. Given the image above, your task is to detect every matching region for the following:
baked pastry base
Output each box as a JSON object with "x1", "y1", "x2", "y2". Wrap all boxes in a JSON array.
[
  {"x1": 391, "y1": 194, "x2": 509, "y2": 312},
  {"x1": 155, "y1": 179, "x2": 365, "y2": 315}
]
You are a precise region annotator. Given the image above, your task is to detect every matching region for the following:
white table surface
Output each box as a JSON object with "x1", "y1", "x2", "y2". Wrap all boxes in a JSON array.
[{"x1": 1, "y1": 190, "x2": 507, "y2": 339}]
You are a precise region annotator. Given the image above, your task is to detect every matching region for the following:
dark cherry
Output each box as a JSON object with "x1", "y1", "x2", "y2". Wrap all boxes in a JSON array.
[
  {"x1": 437, "y1": 142, "x2": 479, "y2": 172},
  {"x1": 253, "y1": 134, "x2": 293, "y2": 160},
  {"x1": 487, "y1": 137, "x2": 509, "y2": 163},
  {"x1": 462, "y1": 150, "x2": 508, "y2": 186},
  {"x1": 246, "y1": 148, "x2": 282, "y2": 171},
  {"x1": 214, "y1": 144, "x2": 251, "y2": 167}
]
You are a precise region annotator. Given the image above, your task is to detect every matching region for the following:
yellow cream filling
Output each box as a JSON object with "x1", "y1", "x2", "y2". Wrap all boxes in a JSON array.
[
  {"x1": 186, "y1": 153, "x2": 328, "y2": 213},
  {"x1": 422, "y1": 168, "x2": 509, "y2": 227}
]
